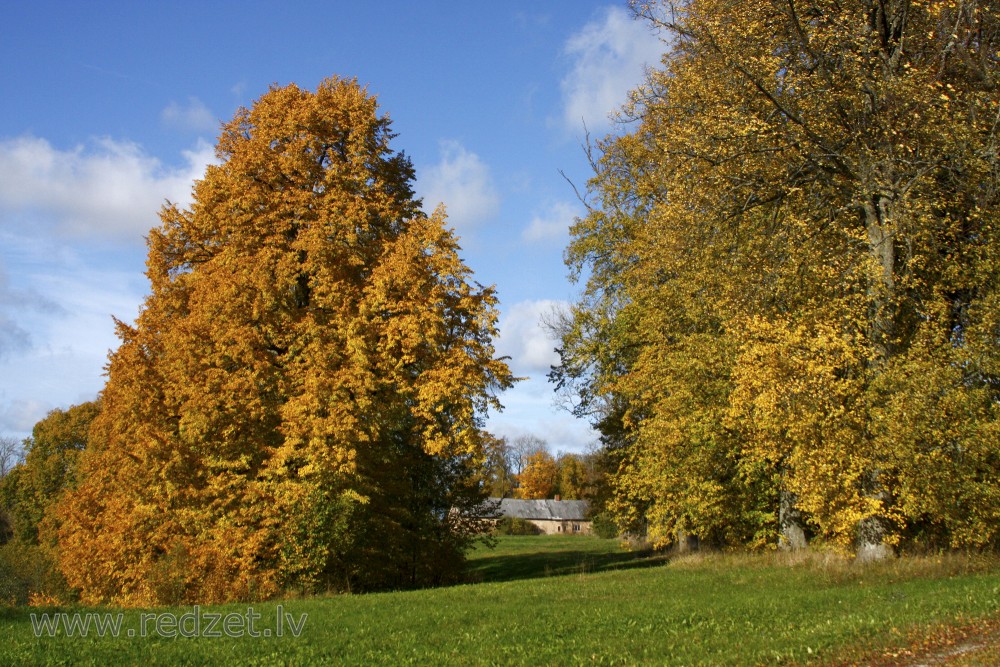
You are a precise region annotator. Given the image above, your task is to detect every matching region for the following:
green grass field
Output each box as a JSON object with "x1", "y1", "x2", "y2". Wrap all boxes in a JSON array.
[{"x1": 1, "y1": 536, "x2": 999, "y2": 666}]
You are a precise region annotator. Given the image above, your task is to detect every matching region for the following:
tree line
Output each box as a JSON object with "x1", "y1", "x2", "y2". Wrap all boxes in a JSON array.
[
  {"x1": 479, "y1": 434, "x2": 607, "y2": 501},
  {"x1": 0, "y1": 410, "x2": 609, "y2": 604}
]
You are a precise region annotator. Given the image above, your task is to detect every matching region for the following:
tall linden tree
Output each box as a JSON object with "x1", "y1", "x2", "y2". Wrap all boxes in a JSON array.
[
  {"x1": 555, "y1": 0, "x2": 1000, "y2": 557},
  {"x1": 56, "y1": 78, "x2": 514, "y2": 605}
]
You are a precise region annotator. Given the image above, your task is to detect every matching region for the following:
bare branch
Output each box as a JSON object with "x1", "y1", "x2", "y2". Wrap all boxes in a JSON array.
[{"x1": 0, "y1": 436, "x2": 24, "y2": 478}]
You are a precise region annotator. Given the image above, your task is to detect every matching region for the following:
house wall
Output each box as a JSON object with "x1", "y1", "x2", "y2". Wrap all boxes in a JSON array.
[{"x1": 527, "y1": 519, "x2": 592, "y2": 536}]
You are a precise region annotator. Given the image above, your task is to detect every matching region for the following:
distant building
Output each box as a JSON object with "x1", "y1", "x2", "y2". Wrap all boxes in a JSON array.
[{"x1": 490, "y1": 498, "x2": 591, "y2": 535}]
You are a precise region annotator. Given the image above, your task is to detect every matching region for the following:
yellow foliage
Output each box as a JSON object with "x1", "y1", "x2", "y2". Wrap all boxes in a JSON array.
[{"x1": 556, "y1": 1, "x2": 1000, "y2": 553}]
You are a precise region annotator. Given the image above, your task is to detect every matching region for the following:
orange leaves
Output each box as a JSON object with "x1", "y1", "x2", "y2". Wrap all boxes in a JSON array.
[
  {"x1": 514, "y1": 451, "x2": 559, "y2": 500},
  {"x1": 54, "y1": 78, "x2": 514, "y2": 605}
]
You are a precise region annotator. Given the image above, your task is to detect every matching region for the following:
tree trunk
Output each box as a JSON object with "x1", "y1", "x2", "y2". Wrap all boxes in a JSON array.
[
  {"x1": 864, "y1": 195, "x2": 897, "y2": 363},
  {"x1": 856, "y1": 500, "x2": 894, "y2": 562},
  {"x1": 674, "y1": 528, "x2": 699, "y2": 554},
  {"x1": 857, "y1": 194, "x2": 898, "y2": 561},
  {"x1": 778, "y1": 488, "x2": 808, "y2": 550}
]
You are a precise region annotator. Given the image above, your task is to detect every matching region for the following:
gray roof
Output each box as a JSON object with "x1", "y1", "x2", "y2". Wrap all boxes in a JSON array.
[{"x1": 491, "y1": 498, "x2": 590, "y2": 521}]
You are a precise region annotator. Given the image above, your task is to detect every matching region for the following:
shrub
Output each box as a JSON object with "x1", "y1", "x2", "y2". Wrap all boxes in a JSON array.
[
  {"x1": 0, "y1": 542, "x2": 73, "y2": 606},
  {"x1": 0, "y1": 506, "x2": 11, "y2": 546},
  {"x1": 494, "y1": 517, "x2": 542, "y2": 536},
  {"x1": 591, "y1": 512, "x2": 619, "y2": 539}
]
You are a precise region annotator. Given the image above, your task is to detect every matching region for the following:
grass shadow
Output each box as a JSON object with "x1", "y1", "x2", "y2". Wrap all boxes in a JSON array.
[{"x1": 466, "y1": 542, "x2": 668, "y2": 584}]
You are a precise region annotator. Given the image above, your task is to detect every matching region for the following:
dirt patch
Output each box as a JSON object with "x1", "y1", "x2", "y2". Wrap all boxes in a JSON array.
[{"x1": 832, "y1": 616, "x2": 1000, "y2": 667}]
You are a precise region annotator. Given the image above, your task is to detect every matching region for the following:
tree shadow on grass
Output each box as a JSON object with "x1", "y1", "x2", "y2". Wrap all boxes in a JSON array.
[{"x1": 466, "y1": 544, "x2": 669, "y2": 584}]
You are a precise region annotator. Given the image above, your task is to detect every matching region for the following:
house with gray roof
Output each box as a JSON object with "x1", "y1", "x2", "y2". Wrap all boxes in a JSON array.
[{"x1": 490, "y1": 498, "x2": 592, "y2": 535}]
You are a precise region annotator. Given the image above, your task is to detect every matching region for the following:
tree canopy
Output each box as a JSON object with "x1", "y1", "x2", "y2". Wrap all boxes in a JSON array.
[
  {"x1": 55, "y1": 77, "x2": 514, "y2": 605},
  {"x1": 554, "y1": 0, "x2": 1000, "y2": 556}
]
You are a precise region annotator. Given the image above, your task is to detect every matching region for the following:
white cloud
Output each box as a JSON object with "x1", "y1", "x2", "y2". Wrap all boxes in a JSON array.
[
  {"x1": 0, "y1": 136, "x2": 217, "y2": 242},
  {"x1": 560, "y1": 6, "x2": 664, "y2": 133},
  {"x1": 417, "y1": 140, "x2": 500, "y2": 229},
  {"x1": 0, "y1": 274, "x2": 32, "y2": 359},
  {"x1": 496, "y1": 299, "x2": 567, "y2": 376},
  {"x1": 0, "y1": 264, "x2": 62, "y2": 360},
  {"x1": 487, "y1": 407, "x2": 598, "y2": 455},
  {"x1": 486, "y1": 376, "x2": 598, "y2": 454},
  {"x1": 523, "y1": 200, "x2": 581, "y2": 243},
  {"x1": 161, "y1": 97, "x2": 218, "y2": 133},
  {"x1": 0, "y1": 258, "x2": 147, "y2": 440},
  {"x1": 0, "y1": 397, "x2": 52, "y2": 435},
  {"x1": 34, "y1": 262, "x2": 146, "y2": 350},
  {"x1": 0, "y1": 317, "x2": 29, "y2": 360}
]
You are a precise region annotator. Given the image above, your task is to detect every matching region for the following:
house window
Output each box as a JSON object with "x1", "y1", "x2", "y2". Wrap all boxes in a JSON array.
[{"x1": 573, "y1": 523, "x2": 580, "y2": 532}]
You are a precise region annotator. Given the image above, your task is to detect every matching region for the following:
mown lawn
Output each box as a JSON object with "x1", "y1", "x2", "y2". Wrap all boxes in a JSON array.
[{"x1": 1, "y1": 536, "x2": 998, "y2": 666}]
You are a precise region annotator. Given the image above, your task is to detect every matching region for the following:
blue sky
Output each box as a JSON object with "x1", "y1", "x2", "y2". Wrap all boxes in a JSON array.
[{"x1": 0, "y1": 1, "x2": 664, "y2": 452}]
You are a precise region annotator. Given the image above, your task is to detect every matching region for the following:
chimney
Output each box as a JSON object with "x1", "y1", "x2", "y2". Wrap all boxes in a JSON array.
[{"x1": 554, "y1": 494, "x2": 561, "y2": 501}]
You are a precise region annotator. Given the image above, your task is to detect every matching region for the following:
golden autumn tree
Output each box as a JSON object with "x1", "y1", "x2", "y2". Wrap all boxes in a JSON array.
[
  {"x1": 55, "y1": 77, "x2": 514, "y2": 605},
  {"x1": 514, "y1": 450, "x2": 559, "y2": 499},
  {"x1": 555, "y1": 1, "x2": 1000, "y2": 556}
]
